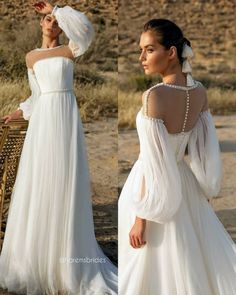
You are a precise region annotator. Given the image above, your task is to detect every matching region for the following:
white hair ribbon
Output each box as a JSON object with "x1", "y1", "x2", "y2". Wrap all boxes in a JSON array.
[{"x1": 181, "y1": 43, "x2": 195, "y2": 86}]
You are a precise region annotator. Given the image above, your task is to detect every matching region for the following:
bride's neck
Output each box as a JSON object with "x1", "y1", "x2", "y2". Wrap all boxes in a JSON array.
[
  {"x1": 40, "y1": 38, "x2": 60, "y2": 49},
  {"x1": 161, "y1": 68, "x2": 187, "y2": 86}
]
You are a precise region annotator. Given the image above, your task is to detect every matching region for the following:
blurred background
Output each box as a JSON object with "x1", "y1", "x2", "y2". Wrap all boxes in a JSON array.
[
  {"x1": 118, "y1": 0, "x2": 236, "y2": 242},
  {"x1": 0, "y1": 0, "x2": 118, "y2": 266}
]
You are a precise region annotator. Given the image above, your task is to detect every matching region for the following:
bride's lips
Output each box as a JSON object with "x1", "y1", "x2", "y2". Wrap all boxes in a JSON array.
[{"x1": 143, "y1": 65, "x2": 148, "y2": 69}]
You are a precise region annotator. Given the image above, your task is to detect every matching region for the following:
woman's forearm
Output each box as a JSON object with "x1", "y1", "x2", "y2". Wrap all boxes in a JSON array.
[{"x1": 135, "y1": 216, "x2": 146, "y2": 223}]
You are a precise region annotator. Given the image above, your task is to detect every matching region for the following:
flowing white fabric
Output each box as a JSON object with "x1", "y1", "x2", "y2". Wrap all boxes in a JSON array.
[
  {"x1": 188, "y1": 110, "x2": 222, "y2": 200},
  {"x1": 132, "y1": 117, "x2": 183, "y2": 224},
  {"x1": 119, "y1": 92, "x2": 236, "y2": 294},
  {"x1": 0, "y1": 6, "x2": 117, "y2": 295},
  {"x1": 17, "y1": 69, "x2": 41, "y2": 120},
  {"x1": 52, "y1": 5, "x2": 95, "y2": 57}
]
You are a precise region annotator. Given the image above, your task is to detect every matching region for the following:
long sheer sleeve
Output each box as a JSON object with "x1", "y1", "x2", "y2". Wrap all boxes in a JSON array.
[
  {"x1": 17, "y1": 69, "x2": 41, "y2": 121},
  {"x1": 132, "y1": 117, "x2": 183, "y2": 224},
  {"x1": 51, "y1": 5, "x2": 94, "y2": 57},
  {"x1": 188, "y1": 110, "x2": 222, "y2": 199}
]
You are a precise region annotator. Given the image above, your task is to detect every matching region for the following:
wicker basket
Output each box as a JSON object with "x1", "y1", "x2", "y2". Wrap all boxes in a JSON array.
[{"x1": 0, "y1": 118, "x2": 28, "y2": 253}]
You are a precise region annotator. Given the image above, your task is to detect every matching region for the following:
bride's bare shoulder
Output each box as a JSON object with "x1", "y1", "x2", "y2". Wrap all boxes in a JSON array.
[{"x1": 26, "y1": 49, "x2": 36, "y2": 58}]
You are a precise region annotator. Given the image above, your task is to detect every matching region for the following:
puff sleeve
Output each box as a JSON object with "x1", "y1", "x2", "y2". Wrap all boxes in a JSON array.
[
  {"x1": 17, "y1": 69, "x2": 41, "y2": 121},
  {"x1": 132, "y1": 117, "x2": 183, "y2": 224},
  {"x1": 188, "y1": 110, "x2": 222, "y2": 199},
  {"x1": 51, "y1": 5, "x2": 94, "y2": 57}
]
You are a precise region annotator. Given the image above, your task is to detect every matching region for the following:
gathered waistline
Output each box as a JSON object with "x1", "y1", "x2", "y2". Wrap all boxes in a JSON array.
[{"x1": 41, "y1": 88, "x2": 74, "y2": 95}]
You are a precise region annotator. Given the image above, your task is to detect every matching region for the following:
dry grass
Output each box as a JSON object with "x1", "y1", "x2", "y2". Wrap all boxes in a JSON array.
[
  {"x1": 118, "y1": 90, "x2": 142, "y2": 129},
  {"x1": 75, "y1": 79, "x2": 117, "y2": 121},
  {"x1": 119, "y1": 88, "x2": 236, "y2": 129},
  {"x1": 208, "y1": 88, "x2": 236, "y2": 115},
  {"x1": 0, "y1": 78, "x2": 117, "y2": 122},
  {"x1": 0, "y1": 79, "x2": 29, "y2": 115}
]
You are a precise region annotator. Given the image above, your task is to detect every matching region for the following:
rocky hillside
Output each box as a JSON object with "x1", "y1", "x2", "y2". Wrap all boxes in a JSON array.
[
  {"x1": 119, "y1": 0, "x2": 236, "y2": 85},
  {"x1": 0, "y1": 0, "x2": 117, "y2": 22}
]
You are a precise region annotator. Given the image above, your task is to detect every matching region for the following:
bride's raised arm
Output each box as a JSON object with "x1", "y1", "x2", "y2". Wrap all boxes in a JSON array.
[{"x1": 51, "y1": 5, "x2": 95, "y2": 57}]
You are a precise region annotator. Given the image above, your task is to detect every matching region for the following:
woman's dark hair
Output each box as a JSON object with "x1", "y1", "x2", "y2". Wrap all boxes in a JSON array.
[{"x1": 143, "y1": 19, "x2": 191, "y2": 65}]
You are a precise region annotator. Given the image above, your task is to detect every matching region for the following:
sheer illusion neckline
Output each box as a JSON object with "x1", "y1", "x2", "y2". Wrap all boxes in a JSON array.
[
  {"x1": 141, "y1": 80, "x2": 204, "y2": 135},
  {"x1": 160, "y1": 80, "x2": 200, "y2": 90},
  {"x1": 35, "y1": 45, "x2": 65, "y2": 51},
  {"x1": 28, "y1": 56, "x2": 74, "y2": 73}
]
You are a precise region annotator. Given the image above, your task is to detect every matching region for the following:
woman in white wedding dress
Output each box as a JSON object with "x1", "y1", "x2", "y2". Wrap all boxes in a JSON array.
[
  {"x1": 0, "y1": 1, "x2": 117, "y2": 294},
  {"x1": 118, "y1": 19, "x2": 236, "y2": 294}
]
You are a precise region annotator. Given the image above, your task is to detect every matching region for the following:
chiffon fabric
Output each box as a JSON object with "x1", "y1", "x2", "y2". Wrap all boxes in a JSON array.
[
  {"x1": 118, "y1": 82, "x2": 236, "y2": 294},
  {"x1": 0, "y1": 5, "x2": 117, "y2": 295}
]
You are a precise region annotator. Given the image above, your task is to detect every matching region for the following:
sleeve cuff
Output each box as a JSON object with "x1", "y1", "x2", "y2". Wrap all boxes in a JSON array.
[{"x1": 51, "y1": 5, "x2": 59, "y2": 16}]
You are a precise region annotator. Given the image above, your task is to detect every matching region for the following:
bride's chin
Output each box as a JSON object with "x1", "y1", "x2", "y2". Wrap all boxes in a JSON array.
[
  {"x1": 143, "y1": 68, "x2": 150, "y2": 74},
  {"x1": 143, "y1": 69, "x2": 155, "y2": 76}
]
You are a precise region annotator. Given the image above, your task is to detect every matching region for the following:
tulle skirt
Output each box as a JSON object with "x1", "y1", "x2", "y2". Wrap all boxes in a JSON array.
[
  {"x1": 118, "y1": 158, "x2": 236, "y2": 295},
  {"x1": 0, "y1": 92, "x2": 117, "y2": 295}
]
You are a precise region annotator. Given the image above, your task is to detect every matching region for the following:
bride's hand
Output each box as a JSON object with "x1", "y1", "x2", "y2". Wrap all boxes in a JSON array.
[
  {"x1": 2, "y1": 109, "x2": 23, "y2": 124},
  {"x1": 32, "y1": 1, "x2": 54, "y2": 15},
  {"x1": 129, "y1": 217, "x2": 146, "y2": 249}
]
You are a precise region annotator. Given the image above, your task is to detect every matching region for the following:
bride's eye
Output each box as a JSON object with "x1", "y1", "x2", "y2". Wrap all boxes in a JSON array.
[{"x1": 147, "y1": 48, "x2": 153, "y2": 53}]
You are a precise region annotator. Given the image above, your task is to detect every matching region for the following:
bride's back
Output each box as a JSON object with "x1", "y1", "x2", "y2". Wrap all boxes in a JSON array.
[{"x1": 143, "y1": 82, "x2": 208, "y2": 134}]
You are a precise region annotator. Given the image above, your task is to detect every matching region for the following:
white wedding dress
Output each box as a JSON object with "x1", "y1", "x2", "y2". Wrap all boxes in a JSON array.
[
  {"x1": 0, "y1": 5, "x2": 117, "y2": 295},
  {"x1": 118, "y1": 81, "x2": 236, "y2": 294}
]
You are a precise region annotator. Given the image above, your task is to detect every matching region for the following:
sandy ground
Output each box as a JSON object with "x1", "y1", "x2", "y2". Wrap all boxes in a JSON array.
[
  {"x1": 84, "y1": 118, "x2": 117, "y2": 264},
  {"x1": 211, "y1": 115, "x2": 236, "y2": 241},
  {"x1": 119, "y1": 114, "x2": 236, "y2": 242}
]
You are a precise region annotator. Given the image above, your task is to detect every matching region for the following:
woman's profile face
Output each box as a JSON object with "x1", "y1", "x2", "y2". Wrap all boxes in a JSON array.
[
  {"x1": 139, "y1": 31, "x2": 171, "y2": 75},
  {"x1": 40, "y1": 14, "x2": 62, "y2": 38}
]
